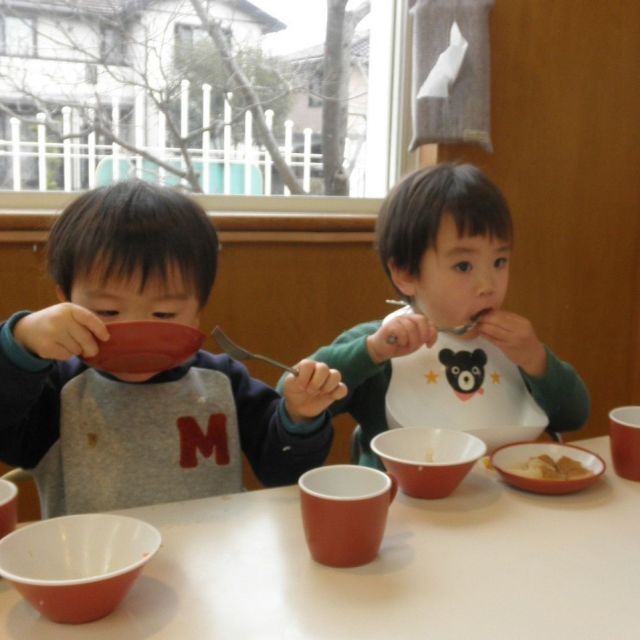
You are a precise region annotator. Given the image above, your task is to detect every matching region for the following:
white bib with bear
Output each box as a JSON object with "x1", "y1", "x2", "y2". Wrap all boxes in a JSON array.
[{"x1": 383, "y1": 308, "x2": 548, "y2": 451}]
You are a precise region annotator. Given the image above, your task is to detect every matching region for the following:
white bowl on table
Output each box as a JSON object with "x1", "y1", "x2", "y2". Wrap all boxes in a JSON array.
[
  {"x1": 371, "y1": 427, "x2": 487, "y2": 499},
  {"x1": 0, "y1": 513, "x2": 161, "y2": 624}
]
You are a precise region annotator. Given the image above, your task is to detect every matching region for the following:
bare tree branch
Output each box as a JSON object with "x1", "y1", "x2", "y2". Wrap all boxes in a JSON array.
[
  {"x1": 188, "y1": 0, "x2": 305, "y2": 195},
  {"x1": 322, "y1": 0, "x2": 370, "y2": 195}
]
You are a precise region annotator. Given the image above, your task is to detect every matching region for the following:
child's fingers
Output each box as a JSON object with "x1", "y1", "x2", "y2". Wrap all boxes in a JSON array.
[
  {"x1": 417, "y1": 316, "x2": 438, "y2": 347},
  {"x1": 385, "y1": 317, "x2": 413, "y2": 346},
  {"x1": 387, "y1": 315, "x2": 433, "y2": 348},
  {"x1": 64, "y1": 323, "x2": 103, "y2": 358},
  {"x1": 330, "y1": 381, "x2": 348, "y2": 401},
  {"x1": 69, "y1": 306, "x2": 110, "y2": 342},
  {"x1": 303, "y1": 362, "x2": 333, "y2": 395},
  {"x1": 290, "y1": 359, "x2": 317, "y2": 387},
  {"x1": 291, "y1": 361, "x2": 344, "y2": 397},
  {"x1": 44, "y1": 341, "x2": 83, "y2": 361},
  {"x1": 314, "y1": 367, "x2": 342, "y2": 393}
]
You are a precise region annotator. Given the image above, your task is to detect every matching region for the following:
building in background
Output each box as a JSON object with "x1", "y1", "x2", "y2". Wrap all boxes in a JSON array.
[{"x1": 0, "y1": 0, "x2": 284, "y2": 190}]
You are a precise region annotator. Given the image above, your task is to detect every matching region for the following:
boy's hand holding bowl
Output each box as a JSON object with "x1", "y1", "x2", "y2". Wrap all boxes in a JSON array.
[
  {"x1": 15, "y1": 307, "x2": 207, "y2": 376},
  {"x1": 13, "y1": 303, "x2": 110, "y2": 362}
]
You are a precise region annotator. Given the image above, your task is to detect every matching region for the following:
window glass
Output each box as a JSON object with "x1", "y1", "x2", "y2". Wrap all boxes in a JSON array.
[
  {"x1": 0, "y1": 0, "x2": 409, "y2": 202},
  {"x1": 100, "y1": 25, "x2": 127, "y2": 65},
  {"x1": 1, "y1": 16, "x2": 35, "y2": 56}
]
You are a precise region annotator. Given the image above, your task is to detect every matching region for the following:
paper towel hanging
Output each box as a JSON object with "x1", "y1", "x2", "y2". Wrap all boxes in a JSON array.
[
  {"x1": 410, "y1": 0, "x2": 494, "y2": 152},
  {"x1": 417, "y1": 21, "x2": 468, "y2": 99}
]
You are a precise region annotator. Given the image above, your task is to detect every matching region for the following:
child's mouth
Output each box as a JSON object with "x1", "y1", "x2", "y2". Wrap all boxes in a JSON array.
[{"x1": 471, "y1": 307, "x2": 492, "y2": 322}]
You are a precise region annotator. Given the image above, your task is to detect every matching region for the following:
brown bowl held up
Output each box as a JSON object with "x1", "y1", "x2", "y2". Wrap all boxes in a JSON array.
[
  {"x1": 0, "y1": 513, "x2": 161, "y2": 624},
  {"x1": 82, "y1": 321, "x2": 206, "y2": 374},
  {"x1": 371, "y1": 427, "x2": 487, "y2": 499}
]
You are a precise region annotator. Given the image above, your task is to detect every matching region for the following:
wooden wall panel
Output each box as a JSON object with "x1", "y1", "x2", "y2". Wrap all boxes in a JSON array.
[{"x1": 434, "y1": 0, "x2": 640, "y2": 440}]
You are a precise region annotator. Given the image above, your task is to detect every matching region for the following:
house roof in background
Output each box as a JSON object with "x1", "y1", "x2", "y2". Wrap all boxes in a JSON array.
[
  {"x1": 231, "y1": 0, "x2": 285, "y2": 33},
  {"x1": 0, "y1": 0, "x2": 127, "y2": 15},
  {"x1": 0, "y1": 0, "x2": 285, "y2": 32}
]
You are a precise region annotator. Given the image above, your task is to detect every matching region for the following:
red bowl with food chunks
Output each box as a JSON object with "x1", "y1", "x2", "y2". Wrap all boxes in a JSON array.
[{"x1": 490, "y1": 442, "x2": 605, "y2": 495}]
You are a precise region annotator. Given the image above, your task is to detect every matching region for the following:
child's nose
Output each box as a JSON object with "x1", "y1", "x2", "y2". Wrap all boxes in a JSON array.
[{"x1": 476, "y1": 271, "x2": 495, "y2": 295}]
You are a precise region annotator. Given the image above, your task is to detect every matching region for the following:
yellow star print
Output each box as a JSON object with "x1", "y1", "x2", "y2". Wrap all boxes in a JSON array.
[
  {"x1": 491, "y1": 371, "x2": 501, "y2": 384},
  {"x1": 425, "y1": 370, "x2": 439, "y2": 384}
]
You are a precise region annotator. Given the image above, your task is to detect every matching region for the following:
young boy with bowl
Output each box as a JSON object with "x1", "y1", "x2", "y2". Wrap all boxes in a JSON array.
[
  {"x1": 280, "y1": 163, "x2": 589, "y2": 466},
  {"x1": 0, "y1": 180, "x2": 346, "y2": 517}
]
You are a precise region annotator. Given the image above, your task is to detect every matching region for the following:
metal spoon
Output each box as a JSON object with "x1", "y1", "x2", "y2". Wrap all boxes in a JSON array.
[
  {"x1": 384, "y1": 300, "x2": 483, "y2": 343},
  {"x1": 212, "y1": 326, "x2": 299, "y2": 375}
]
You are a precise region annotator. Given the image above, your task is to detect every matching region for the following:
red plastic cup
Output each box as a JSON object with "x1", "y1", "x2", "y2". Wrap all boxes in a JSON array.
[
  {"x1": 609, "y1": 406, "x2": 640, "y2": 481},
  {"x1": 298, "y1": 465, "x2": 396, "y2": 568},
  {"x1": 0, "y1": 479, "x2": 18, "y2": 540}
]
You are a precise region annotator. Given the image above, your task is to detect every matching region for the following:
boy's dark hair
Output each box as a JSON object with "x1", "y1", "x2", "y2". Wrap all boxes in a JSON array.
[
  {"x1": 376, "y1": 163, "x2": 513, "y2": 283},
  {"x1": 48, "y1": 180, "x2": 219, "y2": 308}
]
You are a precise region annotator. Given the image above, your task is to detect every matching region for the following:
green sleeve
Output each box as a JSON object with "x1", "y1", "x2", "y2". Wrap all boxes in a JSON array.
[
  {"x1": 521, "y1": 346, "x2": 590, "y2": 433},
  {"x1": 310, "y1": 321, "x2": 386, "y2": 390},
  {"x1": 276, "y1": 322, "x2": 385, "y2": 396},
  {"x1": 275, "y1": 320, "x2": 390, "y2": 422}
]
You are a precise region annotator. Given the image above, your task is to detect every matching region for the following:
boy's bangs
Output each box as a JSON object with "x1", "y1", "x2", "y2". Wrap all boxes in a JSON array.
[
  {"x1": 80, "y1": 248, "x2": 195, "y2": 297},
  {"x1": 49, "y1": 180, "x2": 219, "y2": 306},
  {"x1": 451, "y1": 206, "x2": 513, "y2": 242}
]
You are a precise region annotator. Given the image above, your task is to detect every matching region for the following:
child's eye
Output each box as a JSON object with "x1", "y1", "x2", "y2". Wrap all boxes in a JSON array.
[
  {"x1": 495, "y1": 257, "x2": 509, "y2": 269},
  {"x1": 94, "y1": 310, "x2": 119, "y2": 317},
  {"x1": 454, "y1": 262, "x2": 472, "y2": 273},
  {"x1": 152, "y1": 312, "x2": 177, "y2": 320}
]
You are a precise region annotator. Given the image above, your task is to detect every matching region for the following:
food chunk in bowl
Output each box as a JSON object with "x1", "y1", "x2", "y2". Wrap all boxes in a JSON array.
[{"x1": 490, "y1": 442, "x2": 605, "y2": 495}]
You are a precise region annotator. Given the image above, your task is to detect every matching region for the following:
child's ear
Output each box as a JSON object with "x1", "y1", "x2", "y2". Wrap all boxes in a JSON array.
[
  {"x1": 55, "y1": 285, "x2": 68, "y2": 302},
  {"x1": 387, "y1": 260, "x2": 418, "y2": 297}
]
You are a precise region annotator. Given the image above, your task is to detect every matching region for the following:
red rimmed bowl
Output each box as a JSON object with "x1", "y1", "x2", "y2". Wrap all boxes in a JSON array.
[
  {"x1": 490, "y1": 442, "x2": 605, "y2": 495},
  {"x1": 83, "y1": 321, "x2": 206, "y2": 374},
  {"x1": 371, "y1": 427, "x2": 487, "y2": 499},
  {"x1": 0, "y1": 478, "x2": 18, "y2": 540},
  {"x1": 0, "y1": 513, "x2": 161, "y2": 624}
]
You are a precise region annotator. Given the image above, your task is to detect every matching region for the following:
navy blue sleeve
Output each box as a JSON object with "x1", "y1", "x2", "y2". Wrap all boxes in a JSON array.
[
  {"x1": 194, "y1": 352, "x2": 333, "y2": 487},
  {"x1": 0, "y1": 328, "x2": 65, "y2": 468}
]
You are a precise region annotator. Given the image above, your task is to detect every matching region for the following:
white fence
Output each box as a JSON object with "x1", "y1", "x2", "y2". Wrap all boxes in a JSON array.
[{"x1": 0, "y1": 85, "x2": 366, "y2": 196}]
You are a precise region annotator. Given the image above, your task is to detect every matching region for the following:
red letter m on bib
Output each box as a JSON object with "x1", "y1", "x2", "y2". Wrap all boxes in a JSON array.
[{"x1": 177, "y1": 414, "x2": 230, "y2": 468}]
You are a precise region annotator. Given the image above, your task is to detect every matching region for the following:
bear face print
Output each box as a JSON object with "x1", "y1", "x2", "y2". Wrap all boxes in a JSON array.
[{"x1": 438, "y1": 348, "x2": 487, "y2": 398}]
